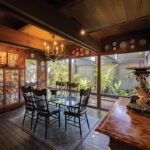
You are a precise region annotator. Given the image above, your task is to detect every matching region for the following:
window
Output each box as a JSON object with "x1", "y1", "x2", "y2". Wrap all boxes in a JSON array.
[
  {"x1": 47, "y1": 59, "x2": 69, "y2": 87},
  {"x1": 72, "y1": 57, "x2": 97, "y2": 106},
  {"x1": 25, "y1": 59, "x2": 37, "y2": 83},
  {"x1": 101, "y1": 51, "x2": 150, "y2": 96}
]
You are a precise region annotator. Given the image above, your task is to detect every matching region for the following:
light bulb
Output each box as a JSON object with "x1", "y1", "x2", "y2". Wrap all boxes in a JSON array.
[
  {"x1": 80, "y1": 29, "x2": 86, "y2": 36},
  {"x1": 54, "y1": 41, "x2": 57, "y2": 45}
]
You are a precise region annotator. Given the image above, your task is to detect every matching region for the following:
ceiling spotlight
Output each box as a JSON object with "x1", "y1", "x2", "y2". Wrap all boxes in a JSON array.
[{"x1": 80, "y1": 29, "x2": 86, "y2": 36}]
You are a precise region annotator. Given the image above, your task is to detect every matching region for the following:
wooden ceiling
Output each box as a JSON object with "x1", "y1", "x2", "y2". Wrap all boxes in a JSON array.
[
  {"x1": 45, "y1": 0, "x2": 150, "y2": 42},
  {"x1": 19, "y1": 24, "x2": 63, "y2": 41},
  {"x1": 53, "y1": 0, "x2": 150, "y2": 33},
  {"x1": 0, "y1": 0, "x2": 150, "y2": 53}
]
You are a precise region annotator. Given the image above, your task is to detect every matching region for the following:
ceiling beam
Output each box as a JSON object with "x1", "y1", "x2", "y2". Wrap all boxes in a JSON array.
[
  {"x1": 0, "y1": 24, "x2": 51, "y2": 50},
  {"x1": 0, "y1": 0, "x2": 100, "y2": 52}
]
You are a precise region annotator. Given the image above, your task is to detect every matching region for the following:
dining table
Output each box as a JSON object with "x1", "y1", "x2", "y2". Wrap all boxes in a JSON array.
[{"x1": 49, "y1": 94, "x2": 80, "y2": 108}]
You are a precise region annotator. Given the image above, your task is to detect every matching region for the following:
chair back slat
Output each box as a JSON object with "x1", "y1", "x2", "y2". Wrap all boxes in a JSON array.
[
  {"x1": 21, "y1": 86, "x2": 35, "y2": 110},
  {"x1": 79, "y1": 88, "x2": 91, "y2": 113},
  {"x1": 33, "y1": 89, "x2": 49, "y2": 115}
]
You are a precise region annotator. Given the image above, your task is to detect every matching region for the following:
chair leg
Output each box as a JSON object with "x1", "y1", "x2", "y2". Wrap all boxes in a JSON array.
[
  {"x1": 79, "y1": 117, "x2": 82, "y2": 138},
  {"x1": 45, "y1": 117, "x2": 48, "y2": 139},
  {"x1": 74, "y1": 108, "x2": 76, "y2": 124},
  {"x1": 22, "y1": 109, "x2": 27, "y2": 125},
  {"x1": 31, "y1": 111, "x2": 34, "y2": 130},
  {"x1": 85, "y1": 112, "x2": 90, "y2": 130},
  {"x1": 58, "y1": 111, "x2": 60, "y2": 127},
  {"x1": 65, "y1": 114, "x2": 67, "y2": 131},
  {"x1": 34, "y1": 114, "x2": 39, "y2": 132}
]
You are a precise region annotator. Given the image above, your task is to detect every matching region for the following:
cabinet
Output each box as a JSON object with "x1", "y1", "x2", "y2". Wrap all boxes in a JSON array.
[
  {"x1": 0, "y1": 67, "x2": 25, "y2": 110},
  {"x1": 0, "y1": 69, "x2": 3, "y2": 106},
  {"x1": 5, "y1": 69, "x2": 19, "y2": 104}
]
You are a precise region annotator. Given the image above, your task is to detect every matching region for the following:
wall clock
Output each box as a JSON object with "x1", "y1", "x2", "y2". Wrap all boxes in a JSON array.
[
  {"x1": 41, "y1": 67, "x2": 45, "y2": 72},
  {"x1": 40, "y1": 61, "x2": 45, "y2": 66},
  {"x1": 30, "y1": 53, "x2": 35, "y2": 58}
]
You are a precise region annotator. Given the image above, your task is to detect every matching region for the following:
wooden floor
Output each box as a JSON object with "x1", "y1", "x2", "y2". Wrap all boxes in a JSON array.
[
  {"x1": 0, "y1": 117, "x2": 53, "y2": 150},
  {"x1": 0, "y1": 108, "x2": 110, "y2": 150}
]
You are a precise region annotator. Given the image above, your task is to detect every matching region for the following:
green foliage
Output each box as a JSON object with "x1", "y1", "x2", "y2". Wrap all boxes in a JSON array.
[
  {"x1": 120, "y1": 90, "x2": 128, "y2": 96},
  {"x1": 79, "y1": 77, "x2": 91, "y2": 90},
  {"x1": 114, "y1": 80, "x2": 122, "y2": 92},
  {"x1": 47, "y1": 60, "x2": 68, "y2": 86},
  {"x1": 72, "y1": 73, "x2": 80, "y2": 83},
  {"x1": 110, "y1": 80, "x2": 123, "y2": 95},
  {"x1": 92, "y1": 63, "x2": 118, "y2": 91},
  {"x1": 126, "y1": 70, "x2": 135, "y2": 81},
  {"x1": 101, "y1": 64, "x2": 118, "y2": 91}
]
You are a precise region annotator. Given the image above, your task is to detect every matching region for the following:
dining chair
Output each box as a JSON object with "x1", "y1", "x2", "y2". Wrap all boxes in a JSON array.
[
  {"x1": 64, "y1": 88, "x2": 91, "y2": 138},
  {"x1": 21, "y1": 86, "x2": 36, "y2": 130},
  {"x1": 67, "y1": 82, "x2": 79, "y2": 95},
  {"x1": 33, "y1": 88, "x2": 60, "y2": 138}
]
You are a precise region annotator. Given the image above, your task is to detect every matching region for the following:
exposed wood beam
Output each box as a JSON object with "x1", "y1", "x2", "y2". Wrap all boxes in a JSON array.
[
  {"x1": 0, "y1": 25, "x2": 51, "y2": 50},
  {"x1": 0, "y1": 0, "x2": 100, "y2": 52}
]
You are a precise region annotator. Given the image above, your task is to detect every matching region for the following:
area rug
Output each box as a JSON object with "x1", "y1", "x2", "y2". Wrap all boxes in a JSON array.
[{"x1": 7, "y1": 107, "x2": 106, "y2": 150}]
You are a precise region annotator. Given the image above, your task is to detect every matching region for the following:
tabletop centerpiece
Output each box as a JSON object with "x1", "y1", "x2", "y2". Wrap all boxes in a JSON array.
[{"x1": 126, "y1": 65, "x2": 150, "y2": 114}]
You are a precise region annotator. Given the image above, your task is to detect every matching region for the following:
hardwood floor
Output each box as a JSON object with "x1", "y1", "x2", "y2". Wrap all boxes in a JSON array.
[
  {"x1": 0, "y1": 108, "x2": 110, "y2": 150},
  {"x1": 0, "y1": 117, "x2": 53, "y2": 150}
]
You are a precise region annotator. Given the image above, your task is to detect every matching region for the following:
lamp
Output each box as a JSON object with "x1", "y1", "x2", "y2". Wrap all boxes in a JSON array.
[{"x1": 43, "y1": 34, "x2": 65, "y2": 61}]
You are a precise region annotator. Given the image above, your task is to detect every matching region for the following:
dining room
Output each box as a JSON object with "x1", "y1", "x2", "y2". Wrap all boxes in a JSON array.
[{"x1": 0, "y1": 0, "x2": 150, "y2": 150}]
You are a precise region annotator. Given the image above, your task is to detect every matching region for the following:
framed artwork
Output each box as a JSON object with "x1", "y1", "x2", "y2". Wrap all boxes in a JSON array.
[
  {"x1": 8, "y1": 53, "x2": 19, "y2": 67},
  {"x1": 0, "y1": 52, "x2": 6, "y2": 65}
]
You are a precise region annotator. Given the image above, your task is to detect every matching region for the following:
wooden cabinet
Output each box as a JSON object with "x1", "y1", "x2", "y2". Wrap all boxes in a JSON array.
[
  {"x1": 0, "y1": 67, "x2": 25, "y2": 112},
  {"x1": 0, "y1": 69, "x2": 4, "y2": 106}
]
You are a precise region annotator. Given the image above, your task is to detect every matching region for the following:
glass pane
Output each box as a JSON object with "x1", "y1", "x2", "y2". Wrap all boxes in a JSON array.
[
  {"x1": 0, "y1": 69, "x2": 3, "y2": 105},
  {"x1": 47, "y1": 59, "x2": 69, "y2": 87},
  {"x1": 25, "y1": 59, "x2": 37, "y2": 83},
  {"x1": 101, "y1": 51, "x2": 149, "y2": 97},
  {"x1": 5, "y1": 69, "x2": 19, "y2": 104},
  {"x1": 20, "y1": 69, "x2": 25, "y2": 102},
  {"x1": 71, "y1": 57, "x2": 97, "y2": 106}
]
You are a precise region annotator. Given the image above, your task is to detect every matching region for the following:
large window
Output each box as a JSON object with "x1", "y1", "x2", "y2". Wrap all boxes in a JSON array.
[
  {"x1": 47, "y1": 59, "x2": 69, "y2": 87},
  {"x1": 72, "y1": 57, "x2": 97, "y2": 92},
  {"x1": 25, "y1": 59, "x2": 37, "y2": 83},
  {"x1": 101, "y1": 51, "x2": 150, "y2": 96},
  {"x1": 72, "y1": 57, "x2": 97, "y2": 107}
]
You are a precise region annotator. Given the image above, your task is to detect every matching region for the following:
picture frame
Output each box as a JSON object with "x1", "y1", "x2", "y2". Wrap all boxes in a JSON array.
[
  {"x1": 8, "y1": 53, "x2": 19, "y2": 67},
  {"x1": 0, "y1": 51, "x2": 7, "y2": 65}
]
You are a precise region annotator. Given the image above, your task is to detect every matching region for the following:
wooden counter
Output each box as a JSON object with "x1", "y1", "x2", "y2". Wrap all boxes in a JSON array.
[{"x1": 96, "y1": 97, "x2": 150, "y2": 150}]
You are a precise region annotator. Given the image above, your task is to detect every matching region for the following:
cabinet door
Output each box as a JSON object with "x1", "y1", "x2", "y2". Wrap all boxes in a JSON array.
[
  {"x1": 0, "y1": 69, "x2": 3, "y2": 105},
  {"x1": 5, "y1": 69, "x2": 19, "y2": 104},
  {"x1": 20, "y1": 69, "x2": 25, "y2": 102}
]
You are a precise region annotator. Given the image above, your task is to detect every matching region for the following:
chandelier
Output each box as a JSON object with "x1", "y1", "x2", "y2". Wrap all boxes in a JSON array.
[{"x1": 43, "y1": 34, "x2": 65, "y2": 61}]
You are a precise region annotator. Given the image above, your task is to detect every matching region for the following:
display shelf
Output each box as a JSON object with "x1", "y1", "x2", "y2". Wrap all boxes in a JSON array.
[
  {"x1": 0, "y1": 69, "x2": 3, "y2": 106},
  {"x1": 5, "y1": 69, "x2": 19, "y2": 105}
]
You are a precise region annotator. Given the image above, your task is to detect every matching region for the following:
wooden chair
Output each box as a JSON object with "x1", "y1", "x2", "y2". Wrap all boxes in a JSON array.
[
  {"x1": 64, "y1": 88, "x2": 91, "y2": 138},
  {"x1": 33, "y1": 89, "x2": 60, "y2": 138},
  {"x1": 21, "y1": 86, "x2": 36, "y2": 130},
  {"x1": 67, "y1": 82, "x2": 79, "y2": 95}
]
